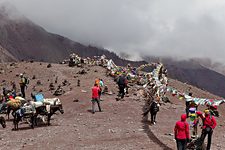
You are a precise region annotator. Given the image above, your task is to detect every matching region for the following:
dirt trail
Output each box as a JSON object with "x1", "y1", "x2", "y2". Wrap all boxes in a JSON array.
[
  {"x1": 0, "y1": 62, "x2": 224, "y2": 150},
  {"x1": 0, "y1": 63, "x2": 167, "y2": 150}
]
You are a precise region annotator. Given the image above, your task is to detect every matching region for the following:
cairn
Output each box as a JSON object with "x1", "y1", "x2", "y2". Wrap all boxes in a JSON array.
[
  {"x1": 53, "y1": 85, "x2": 65, "y2": 96},
  {"x1": 77, "y1": 69, "x2": 87, "y2": 75},
  {"x1": 77, "y1": 79, "x2": 80, "y2": 87},
  {"x1": 62, "y1": 79, "x2": 70, "y2": 86},
  {"x1": 49, "y1": 83, "x2": 55, "y2": 91}
]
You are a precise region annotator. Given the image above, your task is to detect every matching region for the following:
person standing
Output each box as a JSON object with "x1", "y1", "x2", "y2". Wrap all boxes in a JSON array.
[
  {"x1": 125, "y1": 75, "x2": 129, "y2": 95},
  {"x1": 99, "y1": 79, "x2": 104, "y2": 100},
  {"x1": 11, "y1": 81, "x2": 17, "y2": 98},
  {"x1": 150, "y1": 98, "x2": 160, "y2": 124},
  {"x1": 196, "y1": 109, "x2": 217, "y2": 150},
  {"x1": 117, "y1": 74, "x2": 127, "y2": 100},
  {"x1": 2, "y1": 87, "x2": 8, "y2": 100},
  {"x1": 91, "y1": 83, "x2": 102, "y2": 114},
  {"x1": 185, "y1": 88, "x2": 193, "y2": 118},
  {"x1": 19, "y1": 73, "x2": 26, "y2": 98},
  {"x1": 174, "y1": 114, "x2": 190, "y2": 150},
  {"x1": 99, "y1": 79, "x2": 104, "y2": 89}
]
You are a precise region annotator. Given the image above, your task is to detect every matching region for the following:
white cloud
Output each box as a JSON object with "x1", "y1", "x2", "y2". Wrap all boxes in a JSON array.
[{"x1": 3, "y1": 0, "x2": 225, "y2": 63}]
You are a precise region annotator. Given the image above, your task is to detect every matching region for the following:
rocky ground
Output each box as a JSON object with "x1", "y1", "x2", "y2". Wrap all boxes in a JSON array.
[{"x1": 0, "y1": 62, "x2": 225, "y2": 150}]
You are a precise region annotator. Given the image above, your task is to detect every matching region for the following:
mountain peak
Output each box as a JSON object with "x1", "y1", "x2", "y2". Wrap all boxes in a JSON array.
[{"x1": 0, "y1": 1, "x2": 25, "y2": 22}]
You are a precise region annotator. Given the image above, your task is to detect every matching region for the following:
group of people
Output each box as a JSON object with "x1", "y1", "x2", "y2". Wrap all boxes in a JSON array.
[
  {"x1": 1, "y1": 73, "x2": 29, "y2": 102},
  {"x1": 174, "y1": 109, "x2": 217, "y2": 150},
  {"x1": 67, "y1": 54, "x2": 219, "y2": 150}
]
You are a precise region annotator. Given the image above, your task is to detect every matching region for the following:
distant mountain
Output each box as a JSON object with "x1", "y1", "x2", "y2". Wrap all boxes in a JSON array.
[
  {"x1": 1, "y1": 3, "x2": 225, "y2": 98},
  {"x1": 0, "y1": 3, "x2": 146, "y2": 66},
  {"x1": 191, "y1": 58, "x2": 225, "y2": 76}
]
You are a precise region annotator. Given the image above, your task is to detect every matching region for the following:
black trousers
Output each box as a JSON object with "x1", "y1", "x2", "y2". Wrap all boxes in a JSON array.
[
  {"x1": 98, "y1": 90, "x2": 102, "y2": 99},
  {"x1": 200, "y1": 128, "x2": 213, "y2": 150},
  {"x1": 151, "y1": 112, "x2": 157, "y2": 123},
  {"x1": 20, "y1": 85, "x2": 26, "y2": 98},
  {"x1": 176, "y1": 139, "x2": 187, "y2": 150},
  {"x1": 118, "y1": 85, "x2": 125, "y2": 98}
]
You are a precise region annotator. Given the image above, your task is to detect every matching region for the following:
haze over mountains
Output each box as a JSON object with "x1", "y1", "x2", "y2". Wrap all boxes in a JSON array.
[{"x1": 0, "y1": 3, "x2": 225, "y2": 98}]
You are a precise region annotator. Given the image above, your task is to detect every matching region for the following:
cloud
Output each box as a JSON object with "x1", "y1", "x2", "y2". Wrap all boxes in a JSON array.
[{"x1": 3, "y1": 0, "x2": 225, "y2": 62}]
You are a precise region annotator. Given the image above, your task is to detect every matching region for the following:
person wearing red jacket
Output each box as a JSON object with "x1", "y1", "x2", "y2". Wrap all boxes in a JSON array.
[
  {"x1": 196, "y1": 109, "x2": 217, "y2": 150},
  {"x1": 174, "y1": 114, "x2": 190, "y2": 150},
  {"x1": 91, "y1": 83, "x2": 102, "y2": 114}
]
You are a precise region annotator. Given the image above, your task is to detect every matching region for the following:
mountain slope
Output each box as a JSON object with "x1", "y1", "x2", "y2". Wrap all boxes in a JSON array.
[
  {"x1": 0, "y1": 4, "x2": 146, "y2": 67},
  {"x1": 166, "y1": 61, "x2": 225, "y2": 98},
  {"x1": 192, "y1": 58, "x2": 225, "y2": 76},
  {"x1": 1, "y1": 3, "x2": 225, "y2": 98},
  {"x1": 0, "y1": 5, "x2": 78, "y2": 62},
  {"x1": 0, "y1": 44, "x2": 16, "y2": 62}
]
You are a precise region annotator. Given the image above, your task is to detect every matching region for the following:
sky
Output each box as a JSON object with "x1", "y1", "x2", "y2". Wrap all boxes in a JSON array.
[{"x1": 1, "y1": 0, "x2": 225, "y2": 62}]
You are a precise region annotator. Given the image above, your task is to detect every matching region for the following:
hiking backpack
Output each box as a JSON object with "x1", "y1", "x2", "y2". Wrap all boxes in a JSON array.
[
  {"x1": 117, "y1": 76, "x2": 125, "y2": 85},
  {"x1": 24, "y1": 77, "x2": 30, "y2": 85},
  {"x1": 151, "y1": 101, "x2": 159, "y2": 113}
]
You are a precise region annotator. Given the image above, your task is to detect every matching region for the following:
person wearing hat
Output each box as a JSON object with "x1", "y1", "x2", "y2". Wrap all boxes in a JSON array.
[
  {"x1": 196, "y1": 109, "x2": 217, "y2": 150},
  {"x1": 174, "y1": 114, "x2": 190, "y2": 150},
  {"x1": 19, "y1": 73, "x2": 26, "y2": 98}
]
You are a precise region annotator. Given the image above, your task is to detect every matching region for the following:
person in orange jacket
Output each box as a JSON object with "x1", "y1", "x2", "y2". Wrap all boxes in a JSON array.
[
  {"x1": 174, "y1": 114, "x2": 190, "y2": 150},
  {"x1": 196, "y1": 109, "x2": 217, "y2": 150}
]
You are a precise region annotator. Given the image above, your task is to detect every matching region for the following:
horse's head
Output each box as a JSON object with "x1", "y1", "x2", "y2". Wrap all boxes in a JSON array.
[
  {"x1": 58, "y1": 104, "x2": 64, "y2": 114},
  {"x1": 0, "y1": 116, "x2": 6, "y2": 128},
  {"x1": 51, "y1": 104, "x2": 64, "y2": 114}
]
